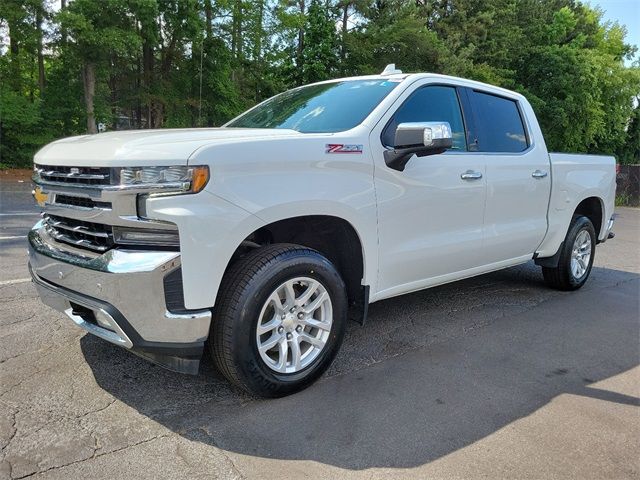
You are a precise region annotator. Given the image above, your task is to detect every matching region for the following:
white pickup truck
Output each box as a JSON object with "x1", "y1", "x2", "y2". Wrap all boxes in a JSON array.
[{"x1": 28, "y1": 66, "x2": 616, "y2": 397}]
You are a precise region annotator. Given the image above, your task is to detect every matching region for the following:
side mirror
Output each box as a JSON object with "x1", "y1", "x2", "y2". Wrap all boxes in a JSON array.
[{"x1": 384, "y1": 121, "x2": 453, "y2": 171}]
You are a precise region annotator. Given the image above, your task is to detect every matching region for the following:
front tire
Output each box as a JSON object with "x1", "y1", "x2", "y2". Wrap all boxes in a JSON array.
[
  {"x1": 542, "y1": 215, "x2": 596, "y2": 291},
  {"x1": 211, "y1": 244, "x2": 348, "y2": 397}
]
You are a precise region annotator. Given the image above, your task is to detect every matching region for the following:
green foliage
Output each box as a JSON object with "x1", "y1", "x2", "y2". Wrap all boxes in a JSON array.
[
  {"x1": 0, "y1": 0, "x2": 638, "y2": 167},
  {"x1": 302, "y1": 0, "x2": 338, "y2": 83},
  {"x1": 346, "y1": 3, "x2": 448, "y2": 75},
  {"x1": 58, "y1": 0, "x2": 142, "y2": 61},
  {"x1": 617, "y1": 103, "x2": 640, "y2": 164},
  {"x1": 0, "y1": 87, "x2": 51, "y2": 166}
]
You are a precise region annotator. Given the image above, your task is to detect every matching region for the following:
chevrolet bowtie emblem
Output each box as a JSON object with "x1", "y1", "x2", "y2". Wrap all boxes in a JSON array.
[{"x1": 32, "y1": 186, "x2": 47, "y2": 207}]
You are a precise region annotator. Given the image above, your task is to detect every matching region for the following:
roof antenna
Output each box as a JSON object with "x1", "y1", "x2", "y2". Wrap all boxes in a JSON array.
[{"x1": 381, "y1": 64, "x2": 402, "y2": 75}]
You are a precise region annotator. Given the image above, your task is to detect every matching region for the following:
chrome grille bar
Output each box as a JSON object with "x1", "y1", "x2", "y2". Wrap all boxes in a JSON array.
[
  {"x1": 45, "y1": 225, "x2": 110, "y2": 252},
  {"x1": 41, "y1": 171, "x2": 109, "y2": 180},
  {"x1": 35, "y1": 165, "x2": 111, "y2": 186},
  {"x1": 44, "y1": 215, "x2": 114, "y2": 252},
  {"x1": 48, "y1": 220, "x2": 111, "y2": 238}
]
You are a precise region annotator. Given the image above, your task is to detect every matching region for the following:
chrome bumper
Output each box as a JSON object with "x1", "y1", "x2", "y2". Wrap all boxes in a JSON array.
[{"x1": 28, "y1": 220, "x2": 212, "y2": 373}]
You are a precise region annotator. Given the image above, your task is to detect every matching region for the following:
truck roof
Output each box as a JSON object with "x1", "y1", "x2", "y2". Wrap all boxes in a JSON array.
[{"x1": 308, "y1": 71, "x2": 526, "y2": 102}]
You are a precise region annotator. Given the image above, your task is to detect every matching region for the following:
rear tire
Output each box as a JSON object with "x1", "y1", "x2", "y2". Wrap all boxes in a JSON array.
[
  {"x1": 542, "y1": 215, "x2": 596, "y2": 291},
  {"x1": 210, "y1": 243, "x2": 348, "y2": 398}
]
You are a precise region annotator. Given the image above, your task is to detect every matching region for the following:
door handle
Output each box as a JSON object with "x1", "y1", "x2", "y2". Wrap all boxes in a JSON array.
[
  {"x1": 460, "y1": 170, "x2": 483, "y2": 180},
  {"x1": 532, "y1": 170, "x2": 548, "y2": 179}
]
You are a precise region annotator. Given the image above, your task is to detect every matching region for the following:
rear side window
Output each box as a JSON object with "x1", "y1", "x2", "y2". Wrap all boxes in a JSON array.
[
  {"x1": 382, "y1": 86, "x2": 467, "y2": 151},
  {"x1": 470, "y1": 91, "x2": 528, "y2": 153}
]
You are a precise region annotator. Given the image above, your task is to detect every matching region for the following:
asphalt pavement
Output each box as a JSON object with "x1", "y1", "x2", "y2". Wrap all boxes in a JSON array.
[{"x1": 0, "y1": 173, "x2": 638, "y2": 479}]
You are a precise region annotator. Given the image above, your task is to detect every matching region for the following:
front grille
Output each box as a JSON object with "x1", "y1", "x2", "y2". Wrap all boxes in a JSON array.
[
  {"x1": 37, "y1": 165, "x2": 111, "y2": 185},
  {"x1": 44, "y1": 215, "x2": 115, "y2": 252},
  {"x1": 54, "y1": 194, "x2": 111, "y2": 210}
]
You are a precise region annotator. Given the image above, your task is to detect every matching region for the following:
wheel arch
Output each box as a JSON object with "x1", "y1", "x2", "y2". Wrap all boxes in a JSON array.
[
  {"x1": 536, "y1": 195, "x2": 605, "y2": 268},
  {"x1": 224, "y1": 212, "x2": 372, "y2": 324},
  {"x1": 573, "y1": 196, "x2": 604, "y2": 239}
]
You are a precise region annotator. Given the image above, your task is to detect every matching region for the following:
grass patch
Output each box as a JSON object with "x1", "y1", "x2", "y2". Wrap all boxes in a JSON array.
[{"x1": 616, "y1": 193, "x2": 638, "y2": 207}]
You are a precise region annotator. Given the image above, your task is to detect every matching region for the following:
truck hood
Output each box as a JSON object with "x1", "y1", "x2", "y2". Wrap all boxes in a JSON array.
[{"x1": 34, "y1": 128, "x2": 302, "y2": 166}]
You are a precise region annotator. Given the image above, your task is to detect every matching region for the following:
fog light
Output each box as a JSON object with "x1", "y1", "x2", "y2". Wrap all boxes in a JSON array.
[
  {"x1": 95, "y1": 310, "x2": 115, "y2": 331},
  {"x1": 113, "y1": 227, "x2": 180, "y2": 247}
]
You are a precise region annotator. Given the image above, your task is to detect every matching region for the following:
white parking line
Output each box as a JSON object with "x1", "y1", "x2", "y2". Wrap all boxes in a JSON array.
[
  {"x1": 0, "y1": 236, "x2": 27, "y2": 240},
  {"x1": 0, "y1": 213, "x2": 40, "y2": 216},
  {"x1": 0, "y1": 278, "x2": 31, "y2": 286}
]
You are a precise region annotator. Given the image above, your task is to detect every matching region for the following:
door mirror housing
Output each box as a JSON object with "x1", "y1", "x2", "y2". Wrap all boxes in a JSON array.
[{"x1": 384, "y1": 121, "x2": 454, "y2": 171}]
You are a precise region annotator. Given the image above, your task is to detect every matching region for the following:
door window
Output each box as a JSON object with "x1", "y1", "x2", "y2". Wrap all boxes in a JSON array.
[
  {"x1": 382, "y1": 86, "x2": 467, "y2": 151},
  {"x1": 470, "y1": 91, "x2": 528, "y2": 152}
]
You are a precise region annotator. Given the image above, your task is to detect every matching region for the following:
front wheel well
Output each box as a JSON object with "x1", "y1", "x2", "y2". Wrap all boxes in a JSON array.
[
  {"x1": 228, "y1": 215, "x2": 367, "y2": 322},
  {"x1": 574, "y1": 197, "x2": 603, "y2": 238}
]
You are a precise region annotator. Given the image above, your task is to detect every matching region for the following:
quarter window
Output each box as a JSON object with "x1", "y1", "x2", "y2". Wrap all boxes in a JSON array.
[
  {"x1": 470, "y1": 91, "x2": 528, "y2": 152},
  {"x1": 382, "y1": 86, "x2": 467, "y2": 151}
]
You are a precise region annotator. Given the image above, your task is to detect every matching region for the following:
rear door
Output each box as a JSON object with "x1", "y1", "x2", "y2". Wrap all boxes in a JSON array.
[{"x1": 466, "y1": 89, "x2": 551, "y2": 262}]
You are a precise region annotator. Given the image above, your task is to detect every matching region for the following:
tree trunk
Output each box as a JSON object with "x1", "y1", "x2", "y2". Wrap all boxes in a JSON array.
[
  {"x1": 8, "y1": 18, "x2": 21, "y2": 92},
  {"x1": 341, "y1": 2, "x2": 349, "y2": 64},
  {"x1": 36, "y1": 5, "x2": 46, "y2": 93},
  {"x1": 296, "y1": 0, "x2": 305, "y2": 85},
  {"x1": 205, "y1": 0, "x2": 213, "y2": 39},
  {"x1": 231, "y1": 0, "x2": 242, "y2": 59},
  {"x1": 143, "y1": 41, "x2": 154, "y2": 128},
  {"x1": 60, "y1": 0, "x2": 67, "y2": 44},
  {"x1": 254, "y1": 0, "x2": 263, "y2": 61},
  {"x1": 254, "y1": 0, "x2": 264, "y2": 102},
  {"x1": 82, "y1": 62, "x2": 97, "y2": 134},
  {"x1": 231, "y1": 0, "x2": 243, "y2": 82}
]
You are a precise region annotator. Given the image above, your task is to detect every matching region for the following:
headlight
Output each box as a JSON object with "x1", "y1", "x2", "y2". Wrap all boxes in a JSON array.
[{"x1": 115, "y1": 165, "x2": 209, "y2": 193}]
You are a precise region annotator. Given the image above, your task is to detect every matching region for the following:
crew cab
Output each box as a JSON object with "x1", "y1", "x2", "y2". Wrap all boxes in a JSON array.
[{"x1": 28, "y1": 66, "x2": 616, "y2": 397}]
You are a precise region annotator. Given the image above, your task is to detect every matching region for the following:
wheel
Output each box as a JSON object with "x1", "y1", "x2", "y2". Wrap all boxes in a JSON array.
[
  {"x1": 210, "y1": 243, "x2": 348, "y2": 397},
  {"x1": 542, "y1": 215, "x2": 596, "y2": 291}
]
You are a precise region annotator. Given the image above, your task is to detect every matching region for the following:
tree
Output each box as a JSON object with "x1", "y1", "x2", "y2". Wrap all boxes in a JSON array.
[
  {"x1": 617, "y1": 101, "x2": 640, "y2": 165},
  {"x1": 301, "y1": 0, "x2": 338, "y2": 83},
  {"x1": 57, "y1": 0, "x2": 141, "y2": 133},
  {"x1": 0, "y1": 0, "x2": 638, "y2": 167}
]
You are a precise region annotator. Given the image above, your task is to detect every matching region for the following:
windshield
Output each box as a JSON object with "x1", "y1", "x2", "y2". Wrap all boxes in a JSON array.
[{"x1": 226, "y1": 79, "x2": 401, "y2": 133}]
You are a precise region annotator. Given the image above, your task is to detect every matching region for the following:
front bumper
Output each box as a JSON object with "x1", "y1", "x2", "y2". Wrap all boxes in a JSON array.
[{"x1": 28, "y1": 221, "x2": 212, "y2": 374}]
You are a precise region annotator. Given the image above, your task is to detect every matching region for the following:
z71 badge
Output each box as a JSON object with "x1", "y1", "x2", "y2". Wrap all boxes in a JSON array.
[{"x1": 325, "y1": 144, "x2": 363, "y2": 154}]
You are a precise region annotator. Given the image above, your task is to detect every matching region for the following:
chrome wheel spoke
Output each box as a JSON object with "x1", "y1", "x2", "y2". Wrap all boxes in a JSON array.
[
  {"x1": 269, "y1": 292, "x2": 285, "y2": 314},
  {"x1": 299, "y1": 316, "x2": 331, "y2": 331},
  {"x1": 290, "y1": 337, "x2": 302, "y2": 370},
  {"x1": 275, "y1": 337, "x2": 288, "y2": 372},
  {"x1": 296, "y1": 280, "x2": 319, "y2": 306},
  {"x1": 283, "y1": 281, "x2": 296, "y2": 308},
  {"x1": 257, "y1": 316, "x2": 280, "y2": 335},
  {"x1": 259, "y1": 332, "x2": 282, "y2": 352},
  {"x1": 302, "y1": 290, "x2": 328, "y2": 313},
  {"x1": 298, "y1": 332, "x2": 324, "y2": 348},
  {"x1": 577, "y1": 257, "x2": 586, "y2": 270}
]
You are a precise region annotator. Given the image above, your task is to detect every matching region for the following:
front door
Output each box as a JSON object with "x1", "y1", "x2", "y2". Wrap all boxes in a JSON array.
[{"x1": 371, "y1": 84, "x2": 487, "y2": 297}]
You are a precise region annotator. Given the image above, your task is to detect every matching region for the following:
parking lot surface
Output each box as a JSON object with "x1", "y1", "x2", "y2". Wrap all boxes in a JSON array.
[{"x1": 1, "y1": 174, "x2": 638, "y2": 479}]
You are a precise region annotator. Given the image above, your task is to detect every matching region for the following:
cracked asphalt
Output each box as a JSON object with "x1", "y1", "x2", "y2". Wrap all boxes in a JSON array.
[{"x1": 1, "y1": 173, "x2": 639, "y2": 479}]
